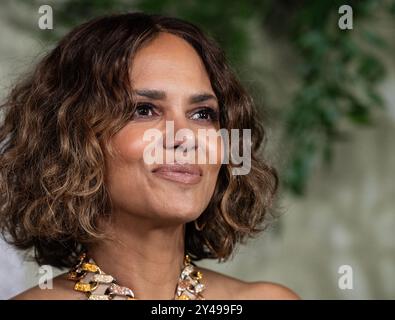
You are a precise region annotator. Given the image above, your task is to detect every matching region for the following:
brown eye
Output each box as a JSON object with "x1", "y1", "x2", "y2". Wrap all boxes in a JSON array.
[
  {"x1": 190, "y1": 107, "x2": 219, "y2": 122},
  {"x1": 132, "y1": 103, "x2": 157, "y2": 119}
]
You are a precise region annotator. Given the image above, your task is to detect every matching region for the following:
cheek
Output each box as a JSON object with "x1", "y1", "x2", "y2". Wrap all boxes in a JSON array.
[
  {"x1": 207, "y1": 161, "x2": 221, "y2": 185},
  {"x1": 105, "y1": 124, "x2": 150, "y2": 193},
  {"x1": 203, "y1": 139, "x2": 222, "y2": 191},
  {"x1": 104, "y1": 124, "x2": 151, "y2": 212},
  {"x1": 205, "y1": 135, "x2": 223, "y2": 196},
  {"x1": 111, "y1": 124, "x2": 149, "y2": 163},
  {"x1": 197, "y1": 129, "x2": 226, "y2": 165}
]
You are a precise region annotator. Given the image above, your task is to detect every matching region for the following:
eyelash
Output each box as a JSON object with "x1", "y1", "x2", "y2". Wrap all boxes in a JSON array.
[
  {"x1": 132, "y1": 103, "x2": 157, "y2": 118},
  {"x1": 132, "y1": 103, "x2": 219, "y2": 122}
]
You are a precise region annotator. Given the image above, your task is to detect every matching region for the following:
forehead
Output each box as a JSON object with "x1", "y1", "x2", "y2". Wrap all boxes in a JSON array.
[{"x1": 130, "y1": 32, "x2": 213, "y2": 92}]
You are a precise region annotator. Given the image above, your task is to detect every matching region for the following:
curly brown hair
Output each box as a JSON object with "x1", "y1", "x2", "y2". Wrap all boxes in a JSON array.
[{"x1": 0, "y1": 12, "x2": 278, "y2": 269}]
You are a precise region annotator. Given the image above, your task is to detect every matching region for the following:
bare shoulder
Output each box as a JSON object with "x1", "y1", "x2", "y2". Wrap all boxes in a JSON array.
[
  {"x1": 240, "y1": 281, "x2": 301, "y2": 300},
  {"x1": 196, "y1": 266, "x2": 248, "y2": 299},
  {"x1": 11, "y1": 272, "x2": 84, "y2": 300},
  {"x1": 197, "y1": 266, "x2": 300, "y2": 300}
]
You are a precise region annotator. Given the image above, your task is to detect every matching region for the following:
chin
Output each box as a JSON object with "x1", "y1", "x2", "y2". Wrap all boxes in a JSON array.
[{"x1": 155, "y1": 205, "x2": 202, "y2": 223}]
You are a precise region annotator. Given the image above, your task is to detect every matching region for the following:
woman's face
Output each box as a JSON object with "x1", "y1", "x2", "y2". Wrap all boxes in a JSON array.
[{"x1": 104, "y1": 32, "x2": 222, "y2": 225}]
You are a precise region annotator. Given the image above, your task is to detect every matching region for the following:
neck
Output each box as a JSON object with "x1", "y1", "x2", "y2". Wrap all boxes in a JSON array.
[{"x1": 87, "y1": 211, "x2": 186, "y2": 300}]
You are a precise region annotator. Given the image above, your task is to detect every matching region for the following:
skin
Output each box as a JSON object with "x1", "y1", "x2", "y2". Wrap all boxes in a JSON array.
[{"x1": 12, "y1": 32, "x2": 299, "y2": 300}]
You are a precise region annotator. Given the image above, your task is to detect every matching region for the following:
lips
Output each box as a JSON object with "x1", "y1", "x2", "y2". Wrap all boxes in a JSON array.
[{"x1": 151, "y1": 164, "x2": 202, "y2": 185}]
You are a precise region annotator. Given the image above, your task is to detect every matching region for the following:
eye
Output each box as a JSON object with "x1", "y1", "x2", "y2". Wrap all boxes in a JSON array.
[
  {"x1": 190, "y1": 107, "x2": 219, "y2": 122},
  {"x1": 131, "y1": 103, "x2": 158, "y2": 119}
]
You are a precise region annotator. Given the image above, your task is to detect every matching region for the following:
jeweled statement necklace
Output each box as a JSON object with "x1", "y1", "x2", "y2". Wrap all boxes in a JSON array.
[{"x1": 67, "y1": 252, "x2": 205, "y2": 300}]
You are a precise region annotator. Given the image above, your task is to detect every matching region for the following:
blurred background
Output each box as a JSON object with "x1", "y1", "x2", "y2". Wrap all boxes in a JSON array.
[{"x1": 0, "y1": 0, "x2": 394, "y2": 299}]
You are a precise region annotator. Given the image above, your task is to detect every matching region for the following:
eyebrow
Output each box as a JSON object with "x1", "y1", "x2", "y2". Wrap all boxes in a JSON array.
[{"x1": 133, "y1": 89, "x2": 218, "y2": 104}]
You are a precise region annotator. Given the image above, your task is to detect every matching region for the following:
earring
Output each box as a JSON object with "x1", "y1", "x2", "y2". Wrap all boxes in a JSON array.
[{"x1": 194, "y1": 219, "x2": 206, "y2": 231}]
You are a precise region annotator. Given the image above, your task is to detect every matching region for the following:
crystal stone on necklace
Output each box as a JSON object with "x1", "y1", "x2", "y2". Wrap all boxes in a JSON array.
[
  {"x1": 181, "y1": 265, "x2": 194, "y2": 279},
  {"x1": 194, "y1": 283, "x2": 205, "y2": 293},
  {"x1": 107, "y1": 283, "x2": 135, "y2": 298},
  {"x1": 178, "y1": 279, "x2": 191, "y2": 290}
]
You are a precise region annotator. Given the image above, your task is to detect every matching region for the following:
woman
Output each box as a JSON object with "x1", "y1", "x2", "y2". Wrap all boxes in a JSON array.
[{"x1": 0, "y1": 12, "x2": 299, "y2": 300}]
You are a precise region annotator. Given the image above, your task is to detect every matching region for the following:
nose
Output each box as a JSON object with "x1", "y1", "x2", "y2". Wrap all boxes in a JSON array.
[{"x1": 163, "y1": 112, "x2": 197, "y2": 153}]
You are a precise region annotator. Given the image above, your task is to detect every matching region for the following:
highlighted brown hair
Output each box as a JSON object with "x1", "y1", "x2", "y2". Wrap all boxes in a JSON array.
[{"x1": 0, "y1": 12, "x2": 278, "y2": 268}]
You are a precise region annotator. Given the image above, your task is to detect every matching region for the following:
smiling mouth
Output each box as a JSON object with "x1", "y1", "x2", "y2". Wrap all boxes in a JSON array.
[{"x1": 151, "y1": 164, "x2": 202, "y2": 185}]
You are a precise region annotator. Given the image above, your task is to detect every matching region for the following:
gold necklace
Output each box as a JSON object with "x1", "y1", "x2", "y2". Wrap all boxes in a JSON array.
[{"x1": 67, "y1": 252, "x2": 205, "y2": 300}]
